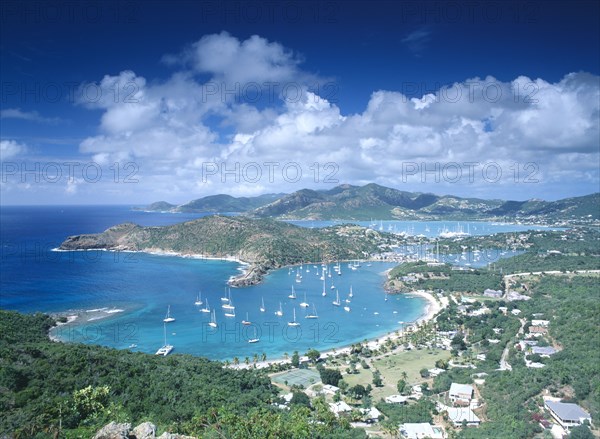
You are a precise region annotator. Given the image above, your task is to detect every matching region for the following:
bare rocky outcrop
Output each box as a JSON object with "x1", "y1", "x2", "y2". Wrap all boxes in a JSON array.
[{"x1": 93, "y1": 422, "x2": 196, "y2": 439}]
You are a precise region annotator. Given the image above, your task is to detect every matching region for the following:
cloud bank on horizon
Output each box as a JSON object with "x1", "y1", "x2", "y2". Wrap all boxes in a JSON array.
[{"x1": 1, "y1": 32, "x2": 599, "y2": 204}]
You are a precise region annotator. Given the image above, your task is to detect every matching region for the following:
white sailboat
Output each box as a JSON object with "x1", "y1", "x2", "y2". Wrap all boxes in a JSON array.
[
  {"x1": 349, "y1": 286, "x2": 354, "y2": 298},
  {"x1": 200, "y1": 298, "x2": 211, "y2": 313},
  {"x1": 155, "y1": 323, "x2": 173, "y2": 356},
  {"x1": 224, "y1": 304, "x2": 236, "y2": 317},
  {"x1": 275, "y1": 302, "x2": 283, "y2": 316},
  {"x1": 260, "y1": 297, "x2": 266, "y2": 313},
  {"x1": 299, "y1": 291, "x2": 309, "y2": 308},
  {"x1": 288, "y1": 308, "x2": 300, "y2": 326},
  {"x1": 305, "y1": 303, "x2": 318, "y2": 319},
  {"x1": 208, "y1": 309, "x2": 217, "y2": 328},
  {"x1": 222, "y1": 289, "x2": 235, "y2": 310},
  {"x1": 242, "y1": 312, "x2": 251, "y2": 325},
  {"x1": 344, "y1": 305, "x2": 351, "y2": 312},
  {"x1": 220, "y1": 287, "x2": 229, "y2": 302},
  {"x1": 163, "y1": 305, "x2": 175, "y2": 323},
  {"x1": 288, "y1": 285, "x2": 297, "y2": 299},
  {"x1": 194, "y1": 291, "x2": 203, "y2": 306},
  {"x1": 332, "y1": 290, "x2": 341, "y2": 306},
  {"x1": 248, "y1": 326, "x2": 259, "y2": 343},
  {"x1": 322, "y1": 278, "x2": 327, "y2": 297}
]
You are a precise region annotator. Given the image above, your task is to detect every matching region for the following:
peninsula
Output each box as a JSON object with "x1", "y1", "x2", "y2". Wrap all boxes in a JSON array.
[{"x1": 59, "y1": 215, "x2": 397, "y2": 286}]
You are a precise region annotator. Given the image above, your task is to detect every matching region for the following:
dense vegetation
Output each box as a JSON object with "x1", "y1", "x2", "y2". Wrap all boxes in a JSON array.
[
  {"x1": 0, "y1": 311, "x2": 362, "y2": 437},
  {"x1": 388, "y1": 261, "x2": 503, "y2": 293},
  {"x1": 428, "y1": 275, "x2": 600, "y2": 439}
]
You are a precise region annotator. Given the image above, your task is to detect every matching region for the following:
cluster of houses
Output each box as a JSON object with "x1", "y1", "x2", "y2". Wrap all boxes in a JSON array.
[
  {"x1": 514, "y1": 317, "x2": 560, "y2": 369},
  {"x1": 396, "y1": 382, "x2": 482, "y2": 439}
]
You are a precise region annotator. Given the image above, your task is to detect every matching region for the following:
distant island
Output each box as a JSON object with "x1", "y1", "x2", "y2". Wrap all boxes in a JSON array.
[
  {"x1": 59, "y1": 215, "x2": 397, "y2": 286},
  {"x1": 135, "y1": 183, "x2": 599, "y2": 224}
]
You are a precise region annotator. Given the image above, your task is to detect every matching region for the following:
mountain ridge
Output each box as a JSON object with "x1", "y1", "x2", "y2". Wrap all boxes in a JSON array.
[{"x1": 135, "y1": 184, "x2": 599, "y2": 223}]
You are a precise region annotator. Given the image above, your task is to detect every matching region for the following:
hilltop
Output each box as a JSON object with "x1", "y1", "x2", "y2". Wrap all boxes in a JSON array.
[
  {"x1": 137, "y1": 184, "x2": 599, "y2": 224},
  {"x1": 59, "y1": 215, "x2": 396, "y2": 286}
]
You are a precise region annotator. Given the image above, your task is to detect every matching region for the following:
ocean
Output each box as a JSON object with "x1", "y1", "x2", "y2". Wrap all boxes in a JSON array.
[{"x1": 0, "y1": 206, "x2": 559, "y2": 361}]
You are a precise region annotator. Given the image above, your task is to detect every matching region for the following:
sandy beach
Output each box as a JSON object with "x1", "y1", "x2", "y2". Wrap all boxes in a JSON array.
[{"x1": 228, "y1": 289, "x2": 446, "y2": 370}]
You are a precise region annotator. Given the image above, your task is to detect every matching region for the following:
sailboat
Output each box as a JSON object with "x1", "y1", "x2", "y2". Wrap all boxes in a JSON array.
[
  {"x1": 348, "y1": 286, "x2": 354, "y2": 298},
  {"x1": 163, "y1": 305, "x2": 175, "y2": 323},
  {"x1": 242, "y1": 312, "x2": 251, "y2": 325},
  {"x1": 222, "y1": 289, "x2": 235, "y2": 310},
  {"x1": 260, "y1": 297, "x2": 266, "y2": 313},
  {"x1": 208, "y1": 309, "x2": 217, "y2": 328},
  {"x1": 299, "y1": 291, "x2": 309, "y2": 308},
  {"x1": 200, "y1": 298, "x2": 211, "y2": 313},
  {"x1": 384, "y1": 291, "x2": 389, "y2": 302},
  {"x1": 332, "y1": 290, "x2": 341, "y2": 306},
  {"x1": 275, "y1": 302, "x2": 283, "y2": 317},
  {"x1": 224, "y1": 302, "x2": 236, "y2": 317},
  {"x1": 322, "y1": 278, "x2": 327, "y2": 297},
  {"x1": 344, "y1": 305, "x2": 351, "y2": 312},
  {"x1": 220, "y1": 287, "x2": 229, "y2": 302},
  {"x1": 288, "y1": 308, "x2": 300, "y2": 326},
  {"x1": 155, "y1": 323, "x2": 173, "y2": 356},
  {"x1": 248, "y1": 326, "x2": 259, "y2": 343},
  {"x1": 305, "y1": 303, "x2": 318, "y2": 319},
  {"x1": 194, "y1": 291, "x2": 203, "y2": 306},
  {"x1": 288, "y1": 285, "x2": 297, "y2": 299}
]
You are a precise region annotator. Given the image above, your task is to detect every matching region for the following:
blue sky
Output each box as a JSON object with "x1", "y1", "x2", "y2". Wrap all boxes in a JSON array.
[{"x1": 1, "y1": 0, "x2": 599, "y2": 204}]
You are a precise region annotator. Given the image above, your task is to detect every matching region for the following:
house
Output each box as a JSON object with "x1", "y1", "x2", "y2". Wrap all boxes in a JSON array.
[
  {"x1": 321, "y1": 384, "x2": 339, "y2": 395},
  {"x1": 476, "y1": 353, "x2": 487, "y2": 361},
  {"x1": 507, "y1": 291, "x2": 530, "y2": 301},
  {"x1": 531, "y1": 319, "x2": 550, "y2": 327},
  {"x1": 511, "y1": 309, "x2": 522, "y2": 315},
  {"x1": 399, "y1": 422, "x2": 446, "y2": 439},
  {"x1": 359, "y1": 406, "x2": 382, "y2": 423},
  {"x1": 483, "y1": 288, "x2": 503, "y2": 298},
  {"x1": 544, "y1": 400, "x2": 592, "y2": 430},
  {"x1": 528, "y1": 326, "x2": 548, "y2": 337},
  {"x1": 445, "y1": 406, "x2": 481, "y2": 427},
  {"x1": 329, "y1": 401, "x2": 352, "y2": 417},
  {"x1": 531, "y1": 346, "x2": 557, "y2": 357},
  {"x1": 385, "y1": 394, "x2": 408, "y2": 404},
  {"x1": 428, "y1": 367, "x2": 446, "y2": 377},
  {"x1": 449, "y1": 383, "x2": 474, "y2": 405}
]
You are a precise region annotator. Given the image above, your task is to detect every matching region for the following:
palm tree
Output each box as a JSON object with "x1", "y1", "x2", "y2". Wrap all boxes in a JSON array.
[
  {"x1": 253, "y1": 353, "x2": 259, "y2": 363},
  {"x1": 401, "y1": 371, "x2": 408, "y2": 381},
  {"x1": 261, "y1": 352, "x2": 267, "y2": 362},
  {"x1": 244, "y1": 356, "x2": 250, "y2": 365},
  {"x1": 233, "y1": 357, "x2": 239, "y2": 365},
  {"x1": 284, "y1": 352, "x2": 289, "y2": 361}
]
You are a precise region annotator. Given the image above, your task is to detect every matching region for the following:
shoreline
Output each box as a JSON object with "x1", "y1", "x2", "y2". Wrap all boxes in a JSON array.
[{"x1": 228, "y1": 288, "x2": 445, "y2": 370}]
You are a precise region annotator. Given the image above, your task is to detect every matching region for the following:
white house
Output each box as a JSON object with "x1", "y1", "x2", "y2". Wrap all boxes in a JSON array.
[
  {"x1": 544, "y1": 400, "x2": 592, "y2": 430},
  {"x1": 449, "y1": 383, "x2": 474, "y2": 405},
  {"x1": 359, "y1": 406, "x2": 382, "y2": 423},
  {"x1": 385, "y1": 394, "x2": 408, "y2": 404},
  {"x1": 531, "y1": 319, "x2": 550, "y2": 327},
  {"x1": 445, "y1": 407, "x2": 481, "y2": 427},
  {"x1": 321, "y1": 384, "x2": 339, "y2": 395},
  {"x1": 399, "y1": 422, "x2": 446, "y2": 439},
  {"x1": 329, "y1": 401, "x2": 352, "y2": 417}
]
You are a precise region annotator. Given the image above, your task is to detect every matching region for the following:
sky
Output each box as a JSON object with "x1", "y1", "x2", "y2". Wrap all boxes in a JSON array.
[{"x1": 1, "y1": 0, "x2": 599, "y2": 205}]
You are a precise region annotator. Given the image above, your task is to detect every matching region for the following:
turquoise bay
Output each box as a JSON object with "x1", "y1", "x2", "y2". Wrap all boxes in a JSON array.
[{"x1": 0, "y1": 206, "x2": 562, "y2": 361}]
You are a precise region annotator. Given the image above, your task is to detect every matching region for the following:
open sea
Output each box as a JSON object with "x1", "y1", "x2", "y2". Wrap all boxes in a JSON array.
[{"x1": 0, "y1": 206, "x2": 561, "y2": 361}]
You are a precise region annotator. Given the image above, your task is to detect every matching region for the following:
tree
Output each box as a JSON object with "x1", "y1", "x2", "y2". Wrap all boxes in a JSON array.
[
  {"x1": 291, "y1": 351, "x2": 300, "y2": 368},
  {"x1": 349, "y1": 384, "x2": 367, "y2": 400},
  {"x1": 72, "y1": 385, "x2": 110, "y2": 420},
  {"x1": 306, "y1": 348, "x2": 320, "y2": 364},
  {"x1": 290, "y1": 392, "x2": 311, "y2": 408},
  {"x1": 319, "y1": 368, "x2": 342, "y2": 386},
  {"x1": 397, "y1": 379, "x2": 407, "y2": 394},
  {"x1": 419, "y1": 368, "x2": 430, "y2": 378},
  {"x1": 569, "y1": 424, "x2": 594, "y2": 439},
  {"x1": 233, "y1": 357, "x2": 239, "y2": 365},
  {"x1": 435, "y1": 359, "x2": 448, "y2": 370},
  {"x1": 372, "y1": 370, "x2": 383, "y2": 387},
  {"x1": 338, "y1": 379, "x2": 349, "y2": 394}
]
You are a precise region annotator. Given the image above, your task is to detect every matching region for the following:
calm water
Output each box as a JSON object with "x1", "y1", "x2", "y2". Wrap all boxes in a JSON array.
[{"x1": 0, "y1": 206, "x2": 558, "y2": 360}]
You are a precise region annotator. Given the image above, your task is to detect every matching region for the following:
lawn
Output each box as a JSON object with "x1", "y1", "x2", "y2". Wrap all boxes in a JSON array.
[{"x1": 372, "y1": 348, "x2": 451, "y2": 396}]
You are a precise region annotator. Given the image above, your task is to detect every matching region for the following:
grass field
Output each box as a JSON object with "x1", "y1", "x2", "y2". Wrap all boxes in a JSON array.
[
  {"x1": 271, "y1": 368, "x2": 322, "y2": 389},
  {"x1": 373, "y1": 348, "x2": 451, "y2": 395}
]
